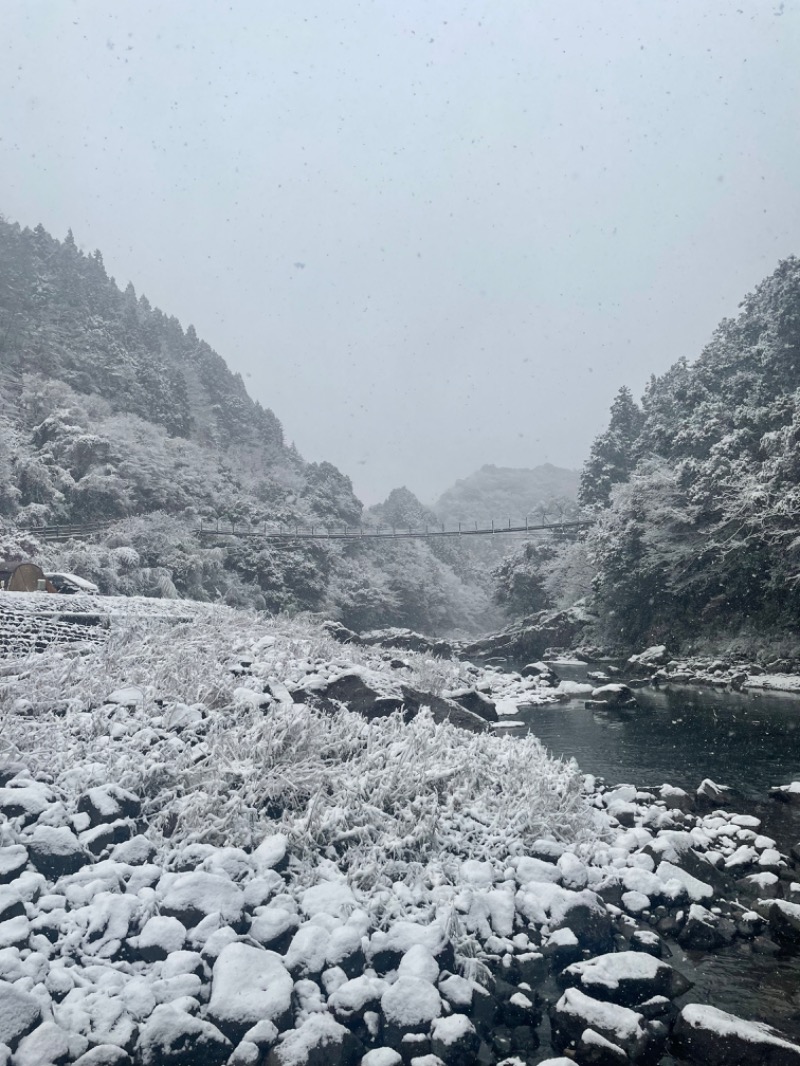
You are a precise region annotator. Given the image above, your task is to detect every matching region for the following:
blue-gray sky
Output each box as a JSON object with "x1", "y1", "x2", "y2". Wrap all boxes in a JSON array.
[{"x1": 2, "y1": 1, "x2": 799, "y2": 503}]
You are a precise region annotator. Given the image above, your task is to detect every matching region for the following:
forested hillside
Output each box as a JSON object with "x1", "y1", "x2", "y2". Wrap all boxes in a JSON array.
[
  {"x1": 556, "y1": 257, "x2": 800, "y2": 651},
  {"x1": 429, "y1": 464, "x2": 581, "y2": 620},
  {"x1": 0, "y1": 219, "x2": 494, "y2": 634},
  {"x1": 433, "y1": 463, "x2": 579, "y2": 524}
]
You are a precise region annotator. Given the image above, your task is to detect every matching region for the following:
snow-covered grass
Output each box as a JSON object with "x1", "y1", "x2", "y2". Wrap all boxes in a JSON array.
[{"x1": 0, "y1": 603, "x2": 606, "y2": 927}]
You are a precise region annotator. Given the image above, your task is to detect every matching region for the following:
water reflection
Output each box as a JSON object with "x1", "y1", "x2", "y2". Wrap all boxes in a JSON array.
[{"x1": 518, "y1": 682, "x2": 800, "y2": 799}]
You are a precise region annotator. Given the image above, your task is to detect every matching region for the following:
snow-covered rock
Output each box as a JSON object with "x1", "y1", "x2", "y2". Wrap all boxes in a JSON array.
[
  {"x1": 654, "y1": 859, "x2": 713, "y2": 902},
  {"x1": 765, "y1": 899, "x2": 800, "y2": 943},
  {"x1": 560, "y1": 950, "x2": 691, "y2": 1007},
  {"x1": 136, "y1": 915, "x2": 187, "y2": 961},
  {"x1": 430, "y1": 1014, "x2": 479, "y2": 1063},
  {"x1": 769, "y1": 781, "x2": 800, "y2": 805},
  {"x1": 381, "y1": 977, "x2": 442, "y2": 1031},
  {"x1": 672, "y1": 1003, "x2": 800, "y2": 1066},
  {"x1": 136, "y1": 1003, "x2": 232, "y2": 1066},
  {"x1": 0, "y1": 980, "x2": 41, "y2": 1048},
  {"x1": 77, "y1": 784, "x2": 140, "y2": 826},
  {"x1": 208, "y1": 943, "x2": 293, "y2": 1038},
  {"x1": 267, "y1": 1013, "x2": 362, "y2": 1066},
  {"x1": 551, "y1": 987, "x2": 657, "y2": 1061},
  {"x1": 249, "y1": 906, "x2": 300, "y2": 951},
  {"x1": 13, "y1": 1019, "x2": 88, "y2": 1066},
  {"x1": 328, "y1": 975, "x2": 387, "y2": 1021},
  {"x1": 26, "y1": 824, "x2": 89, "y2": 879},
  {"x1": 159, "y1": 871, "x2": 245, "y2": 928}
]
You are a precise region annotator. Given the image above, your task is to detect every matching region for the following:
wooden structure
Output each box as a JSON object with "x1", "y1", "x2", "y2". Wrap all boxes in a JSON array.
[{"x1": 0, "y1": 561, "x2": 56, "y2": 593}]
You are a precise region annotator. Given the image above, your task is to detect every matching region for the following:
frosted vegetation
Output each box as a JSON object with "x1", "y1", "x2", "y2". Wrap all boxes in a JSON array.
[
  {"x1": 499, "y1": 257, "x2": 800, "y2": 652},
  {"x1": 0, "y1": 220, "x2": 520, "y2": 637},
  {"x1": 0, "y1": 606, "x2": 603, "y2": 933}
]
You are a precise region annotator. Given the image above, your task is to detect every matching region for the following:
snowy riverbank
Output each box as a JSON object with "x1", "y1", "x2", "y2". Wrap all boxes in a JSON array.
[{"x1": 0, "y1": 601, "x2": 799, "y2": 1065}]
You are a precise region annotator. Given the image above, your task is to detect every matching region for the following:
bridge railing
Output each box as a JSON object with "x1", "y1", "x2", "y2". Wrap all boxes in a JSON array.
[
  {"x1": 195, "y1": 517, "x2": 590, "y2": 540},
  {"x1": 7, "y1": 515, "x2": 591, "y2": 544}
]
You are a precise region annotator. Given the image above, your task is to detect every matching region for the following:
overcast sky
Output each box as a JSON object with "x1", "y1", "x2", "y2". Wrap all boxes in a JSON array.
[{"x1": 2, "y1": 1, "x2": 799, "y2": 504}]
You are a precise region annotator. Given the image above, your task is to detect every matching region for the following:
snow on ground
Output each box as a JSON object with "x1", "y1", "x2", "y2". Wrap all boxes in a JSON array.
[
  {"x1": 1, "y1": 597, "x2": 799, "y2": 1064},
  {"x1": 0, "y1": 603, "x2": 603, "y2": 914}
]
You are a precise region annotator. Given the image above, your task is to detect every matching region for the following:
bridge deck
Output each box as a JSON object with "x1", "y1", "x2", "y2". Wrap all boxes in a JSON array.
[
  {"x1": 16, "y1": 519, "x2": 589, "y2": 544},
  {"x1": 196, "y1": 520, "x2": 589, "y2": 540}
]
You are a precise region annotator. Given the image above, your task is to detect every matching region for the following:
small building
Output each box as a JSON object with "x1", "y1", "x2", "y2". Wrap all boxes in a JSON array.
[
  {"x1": 0, "y1": 561, "x2": 56, "y2": 593},
  {"x1": 46, "y1": 572, "x2": 100, "y2": 595}
]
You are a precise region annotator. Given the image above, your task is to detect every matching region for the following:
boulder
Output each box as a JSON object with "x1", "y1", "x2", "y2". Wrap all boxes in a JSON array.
[
  {"x1": 110, "y1": 835, "x2": 156, "y2": 866},
  {"x1": 0, "y1": 980, "x2": 41, "y2": 1049},
  {"x1": 766, "y1": 899, "x2": 800, "y2": 944},
  {"x1": 430, "y1": 1015, "x2": 479, "y2": 1064},
  {"x1": 678, "y1": 904, "x2": 724, "y2": 950},
  {"x1": 321, "y1": 621, "x2": 362, "y2": 645},
  {"x1": 769, "y1": 782, "x2": 800, "y2": 806},
  {"x1": 381, "y1": 976, "x2": 442, "y2": 1035},
  {"x1": 658, "y1": 784, "x2": 694, "y2": 813},
  {"x1": 627, "y1": 646, "x2": 670, "y2": 671},
  {"x1": 136, "y1": 1005, "x2": 232, "y2": 1066},
  {"x1": 0, "y1": 845, "x2": 28, "y2": 884},
  {"x1": 461, "y1": 606, "x2": 589, "y2": 662},
  {"x1": 159, "y1": 871, "x2": 245, "y2": 928},
  {"x1": 319, "y1": 672, "x2": 404, "y2": 719},
  {"x1": 550, "y1": 988, "x2": 656, "y2": 1061},
  {"x1": 248, "y1": 907, "x2": 300, "y2": 952},
  {"x1": 74, "y1": 1046, "x2": 132, "y2": 1065},
  {"x1": 361, "y1": 1051, "x2": 402, "y2": 1066},
  {"x1": 0, "y1": 783, "x2": 56, "y2": 823},
  {"x1": 521, "y1": 662, "x2": 560, "y2": 685},
  {"x1": 576, "y1": 1027, "x2": 629, "y2": 1066},
  {"x1": 559, "y1": 951, "x2": 691, "y2": 1007},
  {"x1": 136, "y1": 915, "x2": 187, "y2": 962},
  {"x1": 399, "y1": 686, "x2": 488, "y2": 734},
  {"x1": 444, "y1": 688, "x2": 499, "y2": 722},
  {"x1": 26, "y1": 825, "x2": 89, "y2": 878},
  {"x1": 586, "y1": 685, "x2": 637, "y2": 709},
  {"x1": 328, "y1": 975, "x2": 387, "y2": 1022},
  {"x1": 267, "y1": 1014, "x2": 363, "y2": 1066},
  {"x1": 13, "y1": 1020, "x2": 87, "y2": 1066},
  {"x1": 208, "y1": 944, "x2": 293, "y2": 1039},
  {"x1": 80, "y1": 818, "x2": 135, "y2": 856},
  {"x1": 549, "y1": 890, "x2": 615, "y2": 954},
  {"x1": 77, "y1": 784, "x2": 141, "y2": 827},
  {"x1": 672, "y1": 1003, "x2": 800, "y2": 1066},
  {"x1": 0, "y1": 760, "x2": 27, "y2": 786},
  {"x1": 499, "y1": 989, "x2": 540, "y2": 1028},
  {"x1": 253, "y1": 833, "x2": 289, "y2": 873},
  {"x1": 359, "y1": 628, "x2": 453, "y2": 658},
  {"x1": 0, "y1": 887, "x2": 24, "y2": 924},
  {"x1": 696, "y1": 778, "x2": 730, "y2": 805}
]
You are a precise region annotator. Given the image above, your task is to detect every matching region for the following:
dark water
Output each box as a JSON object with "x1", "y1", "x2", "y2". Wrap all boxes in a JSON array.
[
  {"x1": 512, "y1": 670, "x2": 800, "y2": 1053},
  {"x1": 516, "y1": 675, "x2": 800, "y2": 843}
]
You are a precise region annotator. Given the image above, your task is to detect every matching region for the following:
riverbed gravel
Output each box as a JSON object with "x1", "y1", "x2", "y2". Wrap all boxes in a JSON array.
[{"x1": 0, "y1": 598, "x2": 798, "y2": 1065}]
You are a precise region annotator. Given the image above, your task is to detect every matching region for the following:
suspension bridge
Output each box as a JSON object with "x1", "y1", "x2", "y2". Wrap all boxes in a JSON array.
[
  {"x1": 16, "y1": 516, "x2": 589, "y2": 544},
  {"x1": 196, "y1": 517, "x2": 589, "y2": 541}
]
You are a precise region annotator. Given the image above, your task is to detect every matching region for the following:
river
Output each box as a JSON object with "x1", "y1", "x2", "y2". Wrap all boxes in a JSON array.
[{"x1": 511, "y1": 664, "x2": 800, "y2": 1054}]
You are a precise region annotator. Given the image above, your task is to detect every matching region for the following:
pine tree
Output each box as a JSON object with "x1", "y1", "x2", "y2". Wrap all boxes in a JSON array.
[{"x1": 579, "y1": 386, "x2": 644, "y2": 506}]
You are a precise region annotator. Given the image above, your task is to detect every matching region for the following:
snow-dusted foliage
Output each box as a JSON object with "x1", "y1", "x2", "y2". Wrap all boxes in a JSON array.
[
  {"x1": 0, "y1": 606, "x2": 602, "y2": 900},
  {"x1": 560, "y1": 257, "x2": 800, "y2": 648},
  {"x1": 0, "y1": 220, "x2": 503, "y2": 635}
]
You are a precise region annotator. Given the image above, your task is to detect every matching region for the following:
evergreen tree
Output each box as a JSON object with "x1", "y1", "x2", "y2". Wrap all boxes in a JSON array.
[{"x1": 579, "y1": 386, "x2": 645, "y2": 507}]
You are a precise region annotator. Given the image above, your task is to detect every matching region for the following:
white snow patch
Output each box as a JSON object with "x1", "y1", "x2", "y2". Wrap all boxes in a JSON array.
[{"x1": 381, "y1": 977, "x2": 442, "y2": 1027}]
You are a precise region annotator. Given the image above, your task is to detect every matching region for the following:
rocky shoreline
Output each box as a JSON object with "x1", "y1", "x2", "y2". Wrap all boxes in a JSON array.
[
  {"x1": 1, "y1": 757, "x2": 799, "y2": 1066},
  {"x1": 0, "y1": 600, "x2": 799, "y2": 1065}
]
